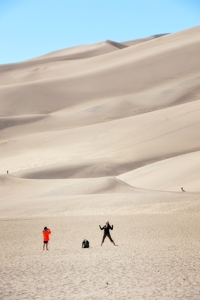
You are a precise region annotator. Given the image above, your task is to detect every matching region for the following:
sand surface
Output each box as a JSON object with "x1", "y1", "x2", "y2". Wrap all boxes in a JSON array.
[{"x1": 1, "y1": 25, "x2": 200, "y2": 299}]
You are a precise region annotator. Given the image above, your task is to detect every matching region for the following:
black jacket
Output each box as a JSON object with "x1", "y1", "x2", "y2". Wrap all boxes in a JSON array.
[{"x1": 100, "y1": 224, "x2": 113, "y2": 235}]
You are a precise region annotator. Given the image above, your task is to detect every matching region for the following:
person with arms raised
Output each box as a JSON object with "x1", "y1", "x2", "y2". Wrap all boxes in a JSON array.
[{"x1": 99, "y1": 221, "x2": 116, "y2": 246}]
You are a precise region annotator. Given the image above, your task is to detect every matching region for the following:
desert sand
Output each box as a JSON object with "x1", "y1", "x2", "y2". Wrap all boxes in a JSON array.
[{"x1": 1, "y1": 25, "x2": 200, "y2": 299}]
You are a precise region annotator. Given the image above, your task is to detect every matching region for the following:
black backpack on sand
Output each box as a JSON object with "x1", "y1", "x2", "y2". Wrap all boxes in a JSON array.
[{"x1": 82, "y1": 239, "x2": 89, "y2": 248}]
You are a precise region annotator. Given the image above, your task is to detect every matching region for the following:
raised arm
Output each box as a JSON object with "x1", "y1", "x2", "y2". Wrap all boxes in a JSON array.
[
  {"x1": 99, "y1": 225, "x2": 103, "y2": 230},
  {"x1": 110, "y1": 225, "x2": 113, "y2": 230}
]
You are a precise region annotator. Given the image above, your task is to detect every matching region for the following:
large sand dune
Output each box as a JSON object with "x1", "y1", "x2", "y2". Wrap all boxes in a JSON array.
[{"x1": 1, "y1": 25, "x2": 200, "y2": 299}]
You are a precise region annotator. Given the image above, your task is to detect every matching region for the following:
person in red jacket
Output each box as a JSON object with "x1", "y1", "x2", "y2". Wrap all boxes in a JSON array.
[{"x1": 42, "y1": 227, "x2": 51, "y2": 250}]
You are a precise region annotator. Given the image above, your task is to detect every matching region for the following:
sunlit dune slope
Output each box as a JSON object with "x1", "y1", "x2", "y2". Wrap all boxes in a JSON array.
[{"x1": 118, "y1": 151, "x2": 200, "y2": 192}]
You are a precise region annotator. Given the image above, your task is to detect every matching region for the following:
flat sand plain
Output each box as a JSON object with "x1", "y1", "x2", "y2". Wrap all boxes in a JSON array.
[{"x1": 1, "y1": 25, "x2": 200, "y2": 299}]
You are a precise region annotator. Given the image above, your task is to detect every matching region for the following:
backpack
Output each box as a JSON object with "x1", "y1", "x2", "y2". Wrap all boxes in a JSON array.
[{"x1": 82, "y1": 239, "x2": 89, "y2": 248}]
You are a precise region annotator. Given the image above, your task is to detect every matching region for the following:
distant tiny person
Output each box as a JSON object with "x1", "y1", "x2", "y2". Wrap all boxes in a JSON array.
[
  {"x1": 42, "y1": 227, "x2": 51, "y2": 250},
  {"x1": 181, "y1": 187, "x2": 185, "y2": 192},
  {"x1": 99, "y1": 221, "x2": 116, "y2": 246},
  {"x1": 7, "y1": 170, "x2": 8, "y2": 174}
]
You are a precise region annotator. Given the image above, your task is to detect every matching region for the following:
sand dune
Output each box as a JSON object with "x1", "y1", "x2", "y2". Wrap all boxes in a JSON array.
[
  {"x1": 1, "y1": 99, "x2": 200, "y2": 178},
  {"x1": 0, "y1": 175, "x2": 135, "y2": 200},
  {"x1": 1, "y1": 26, "x2": 200, "y2": 107},
  {"x1": 29, "y1": 40, "x2": 127, "y2": 61},
  {"x1": 122, "y1": 33, "x2": 169, "y2": 46},
  {"x1": 118, "y1": 151, "x2": 200, "y2": 192},
  {"x1": 1, "y1": 25, "x2": 200, "y2": 299}
]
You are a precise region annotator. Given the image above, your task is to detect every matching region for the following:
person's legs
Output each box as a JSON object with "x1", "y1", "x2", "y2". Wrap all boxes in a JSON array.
[
  {"x1": 107, "y1": 233, "x2": 116, "y2": 245},
  {"x1": 43, "y1": 241, "x2": 49, "y2": 250},
  {"x1": 101, "y1": 234, "x2": 106, "y2": 246}
]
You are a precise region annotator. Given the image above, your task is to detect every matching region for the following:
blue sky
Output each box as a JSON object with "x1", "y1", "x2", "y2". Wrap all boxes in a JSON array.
[{"x1": 0, "y1": 0, "x2": 199, "y2": 64}]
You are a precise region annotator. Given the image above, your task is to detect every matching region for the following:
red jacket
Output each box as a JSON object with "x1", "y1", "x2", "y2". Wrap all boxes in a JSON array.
[{"x1": 42, "y1": 229, "x2": 51, "y2": 241}]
